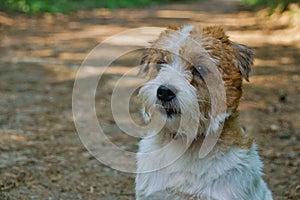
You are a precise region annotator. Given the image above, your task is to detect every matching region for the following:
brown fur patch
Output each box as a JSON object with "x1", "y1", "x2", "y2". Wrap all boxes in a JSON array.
[
  {"x1": 218, "y1": 112, "x2": 254, "y2": 149},
  {"x1": 167, "y1": 25, "x2": 179, "y2": 31}
]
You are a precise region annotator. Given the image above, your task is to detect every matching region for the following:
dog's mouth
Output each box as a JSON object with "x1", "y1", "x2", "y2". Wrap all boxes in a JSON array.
[
  {"x1": 163, "y1": 107, "x2": 181, "y2": 116},
  {"x1": 157, "y1": 102, "x2": 181, "y2": 117}
]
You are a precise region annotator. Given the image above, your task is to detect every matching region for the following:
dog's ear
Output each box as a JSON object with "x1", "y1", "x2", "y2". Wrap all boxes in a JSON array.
[{"x1": 231, "y1": 42, "x2": 254, "y2": 82}]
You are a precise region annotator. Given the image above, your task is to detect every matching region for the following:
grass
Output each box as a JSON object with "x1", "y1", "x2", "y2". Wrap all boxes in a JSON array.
[
  {"x1": 1, "y1": 0, "x2": 298, "y2": 14},
  {"x1": 240, "y1": 0, "x2": 300, "y2": 11},
  {"x1": 0, "y1": 0, "x2": 172, "y2": 15}
]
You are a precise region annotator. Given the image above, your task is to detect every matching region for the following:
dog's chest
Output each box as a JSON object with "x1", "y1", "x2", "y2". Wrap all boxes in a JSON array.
[
  {"x1": 135, "y1": 137, "x2": 266, "y2": 200},
  {"x1": 137, "y1": 156, "x2": 214, "y2": 195},
  {"x1": 136, "y1": 138, "x2": 241, "y2": 198}
]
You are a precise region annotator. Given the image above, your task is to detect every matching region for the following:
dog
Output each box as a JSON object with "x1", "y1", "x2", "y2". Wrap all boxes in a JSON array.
[{"x1": 135, "y1": 25, "x2": 273, "y2": 200}]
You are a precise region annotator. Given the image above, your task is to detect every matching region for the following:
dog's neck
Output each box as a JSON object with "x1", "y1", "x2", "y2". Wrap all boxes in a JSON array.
[{"x1": 162, "y1": 111, "x2": 253, "y2": 151}]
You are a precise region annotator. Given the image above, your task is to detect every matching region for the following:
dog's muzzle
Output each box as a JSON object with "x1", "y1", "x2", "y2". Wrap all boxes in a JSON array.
[{"x1": 156, "y1": 85, "x2": 180, "y2": 117}]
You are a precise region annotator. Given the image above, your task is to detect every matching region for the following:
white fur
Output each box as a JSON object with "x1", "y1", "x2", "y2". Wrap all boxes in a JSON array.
[
  {"x1": 139, "y1": 65, "x2": 201, "y2": 136},
  {"x1": 205, "y1": 112, "x2": 231, "y2": 135},
  {"x1": 153, "y1": 25, "x2": 195, "y2": 56},
  {"x1": 136, "y1": 140, "x2": 272, "y2": 200},
  {"x1": 181, "y1": 25, "x2": 195, "y2": 35}
]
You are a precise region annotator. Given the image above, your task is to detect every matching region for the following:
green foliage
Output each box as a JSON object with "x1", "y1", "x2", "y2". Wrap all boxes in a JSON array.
[
  {"x1": 240, "y1": 0, "x2": 299, "y2": 10},
  {"x1": 0, "y1": 0, "x2": 171, "y2": 14}
]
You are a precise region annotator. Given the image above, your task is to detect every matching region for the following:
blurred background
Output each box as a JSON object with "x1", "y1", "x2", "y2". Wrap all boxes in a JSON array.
[{"x1": 0, "y1": 0, "x2": 299, "y2": 199}]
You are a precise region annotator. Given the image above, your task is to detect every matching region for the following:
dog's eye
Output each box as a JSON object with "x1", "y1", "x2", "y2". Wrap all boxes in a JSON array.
[
  {"x1": 192, "y1": 65, "x2": 210, "y2": 77},
  {"x1": 156, "y1": 60, "x2": 167, "y2": 71},
  {"x1": 157, "y1": 60, "x2": 167, "y2": 65}
]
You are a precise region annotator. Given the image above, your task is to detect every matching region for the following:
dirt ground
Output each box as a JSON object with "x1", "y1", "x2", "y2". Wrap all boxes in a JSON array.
[{"x1": 0, "y1": 0, "x2": 299, "y2": 199}]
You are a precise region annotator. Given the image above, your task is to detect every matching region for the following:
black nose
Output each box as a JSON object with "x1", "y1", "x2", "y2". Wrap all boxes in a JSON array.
[{"x1": 157, "y1": 85, "x2": 176, "y2": 102}]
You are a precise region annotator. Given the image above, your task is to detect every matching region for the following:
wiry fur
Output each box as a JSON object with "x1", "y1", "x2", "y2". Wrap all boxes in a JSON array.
[{"x1": 136, "y1": 25, "x2": 272, "y2": 200}]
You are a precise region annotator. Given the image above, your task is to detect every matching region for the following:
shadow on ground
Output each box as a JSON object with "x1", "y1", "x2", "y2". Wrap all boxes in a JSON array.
[{"x1": 0, "y1": 0, "x2": 299, "y2": 199}]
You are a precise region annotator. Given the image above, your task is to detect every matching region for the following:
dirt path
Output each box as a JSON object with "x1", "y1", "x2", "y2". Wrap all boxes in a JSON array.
[{"x1": 0, "y1": 0, "x2": 299, "y2": 199}]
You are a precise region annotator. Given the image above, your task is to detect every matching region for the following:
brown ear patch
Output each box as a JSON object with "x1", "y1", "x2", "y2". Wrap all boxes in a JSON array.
[
  {"x1": 167, "y1": 25, "x2": 179, "y2": 30},
  {"x1": 231, "y1": 42, "x2": 254, "y2": 82}
]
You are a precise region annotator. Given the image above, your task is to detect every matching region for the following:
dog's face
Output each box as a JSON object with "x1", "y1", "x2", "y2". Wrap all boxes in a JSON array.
[{"x1": 139, "y1": 25, "x2": 253, "y2": 136}]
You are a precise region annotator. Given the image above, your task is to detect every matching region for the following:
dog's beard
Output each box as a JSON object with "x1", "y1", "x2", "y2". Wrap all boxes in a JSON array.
[
  {"x1": 156, "y1": 98, "x2": 181, "y2": 117},
  {"x1": 139, "y1": 66, "x2": 204, "y2": 139}
]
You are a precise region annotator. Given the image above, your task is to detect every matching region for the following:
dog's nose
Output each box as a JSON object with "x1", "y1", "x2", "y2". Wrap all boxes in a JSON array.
[{"x1": 157, "y1": 85, "x2": 176, "y2": 102}]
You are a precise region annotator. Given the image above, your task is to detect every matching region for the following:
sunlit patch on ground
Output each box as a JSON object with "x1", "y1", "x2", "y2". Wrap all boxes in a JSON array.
[{"x1": 0, "y1": 0, "x2": 299, "y2": 199}]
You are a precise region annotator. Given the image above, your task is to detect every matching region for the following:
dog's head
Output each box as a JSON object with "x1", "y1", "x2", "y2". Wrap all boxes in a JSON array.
[{"x1": 139, "y1": 25, "x2": 253, "y2": 137}]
